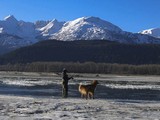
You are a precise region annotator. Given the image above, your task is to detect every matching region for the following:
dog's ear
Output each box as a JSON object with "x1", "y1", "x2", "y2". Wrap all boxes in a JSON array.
[
  {"x1": 93, "y1": 80, "x2": 99, "y2": 84},
  {"x1": 95, "y1": 80, "x2": 99, "y2": 84}
]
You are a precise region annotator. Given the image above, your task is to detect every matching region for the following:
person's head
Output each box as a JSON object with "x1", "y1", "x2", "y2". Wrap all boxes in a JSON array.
[{"x1": 62, "y1": 68, "x2": 67, "y2": 73}]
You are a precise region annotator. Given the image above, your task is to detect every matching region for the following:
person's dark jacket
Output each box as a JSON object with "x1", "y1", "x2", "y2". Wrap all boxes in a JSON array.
[{"x1": 62, "y1": 71, "x2": 72, "y2": 85}]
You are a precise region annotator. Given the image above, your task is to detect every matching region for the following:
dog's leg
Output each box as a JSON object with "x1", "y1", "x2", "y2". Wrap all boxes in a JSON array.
[
  {"x1": 93, "y1": 93, "x2": 94, "y2": 99},
  {"x1": 81, "y1": 94, "x2": 84, "y2": 99},
  {"x1": 93, "y1": 92, "x2": 94, "y2": 99},
  {"x1": 86, "y1": 92, "x2": 88, "y2": 100},
  {"x1": 88, "y1": 93, "x2": 91, "y2": 99},
  {"x1": 88, "y1": 94, "x2": 90, "y2": 99}
]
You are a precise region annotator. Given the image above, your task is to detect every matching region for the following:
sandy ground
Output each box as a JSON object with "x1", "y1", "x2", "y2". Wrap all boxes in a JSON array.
[{"x1": 0, "y1": 71, "x2": 160, "y2": 120}]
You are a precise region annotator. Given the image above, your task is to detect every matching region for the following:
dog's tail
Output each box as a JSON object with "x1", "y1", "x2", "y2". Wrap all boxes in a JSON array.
[
  {"x1": 79, "y1": 82, "x2": 83, "y2": 91},
  {"x1": 79, "y1": 82, "x2": 82, "y2": 88},
  {"x1": 79, "y1": 82, "x2": 83, "y2": 85}
]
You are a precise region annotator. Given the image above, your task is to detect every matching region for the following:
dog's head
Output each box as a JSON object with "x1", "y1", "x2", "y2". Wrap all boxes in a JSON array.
[{"x1": 93, "y1": 80, "x2": 99, "y2": 85}]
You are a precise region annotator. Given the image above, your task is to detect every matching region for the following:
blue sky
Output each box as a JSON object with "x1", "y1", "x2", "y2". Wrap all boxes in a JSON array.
[{"x1": 0, "y1": 0, "x2": 160, "y2": 32}]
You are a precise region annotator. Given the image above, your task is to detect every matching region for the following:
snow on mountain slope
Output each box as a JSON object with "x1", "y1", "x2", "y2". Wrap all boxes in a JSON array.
[
  {"x1": 0, "y1": 15, "x2": 160, "y2": 52},
  {"x1": 35, "y1": 20, "x2": 50, "y2": 29},
  {"x1": 0, "y1": 15, "x2": 19, "y2": 35},
  {"x1": 139, "y1": 28, "x2": 160, "y2": 38},
  {"x1": 51, "y1": 16, "x2": 160, "y2": 44},
  {"x1": 52, "y1": 16, "x2": 122, "y2": 40},
  {"x1": 39, "y1": 19, "x2": 64, "y2": 36},
  {"x1": 0, "y1": 15, "x2": 39, "y2": 47},
  {"x1": 0, "y1": 15, "x2": 37, "y2": 41},
  {"x1": 0, "y1": 28, "x2": 3, "y2": 33}
]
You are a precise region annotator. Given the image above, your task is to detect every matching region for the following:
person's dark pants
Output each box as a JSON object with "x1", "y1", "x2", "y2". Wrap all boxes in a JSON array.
[{"x1": 62, "y1": 83, "x2": 68, "y2": 98}]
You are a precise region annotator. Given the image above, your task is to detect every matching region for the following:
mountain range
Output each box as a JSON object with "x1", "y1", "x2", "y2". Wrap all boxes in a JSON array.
[{"x1": 0, "y1": 15, "x2": 160, "y2": 54}]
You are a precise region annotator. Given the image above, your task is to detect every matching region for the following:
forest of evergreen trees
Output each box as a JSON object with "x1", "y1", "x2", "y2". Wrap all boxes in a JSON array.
[
  {"x1": 0, "y1": 40, "x2": 160, "y2": 65},
  {"x1": 0, "y1": 40, "x2": 160, "y2": 75}
]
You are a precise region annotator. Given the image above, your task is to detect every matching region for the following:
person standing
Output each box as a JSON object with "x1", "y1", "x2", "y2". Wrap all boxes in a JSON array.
[{"x1": 62, "y1": 68, "x2": 73, "y2": 98}]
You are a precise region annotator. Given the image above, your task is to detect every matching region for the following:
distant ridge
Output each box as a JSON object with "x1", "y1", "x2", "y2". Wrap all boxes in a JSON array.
[{"x1": 1, "y1": 40, "x2": 160, "y2": 65}]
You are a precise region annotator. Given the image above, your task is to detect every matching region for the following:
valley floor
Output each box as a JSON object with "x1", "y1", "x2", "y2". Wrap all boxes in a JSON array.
[{"x1": 0, "y1": 71, "x2": 160, "y2": 120}]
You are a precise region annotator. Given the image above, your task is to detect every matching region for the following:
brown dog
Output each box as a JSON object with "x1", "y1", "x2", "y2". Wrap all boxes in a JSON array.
[{"x1": 79, "y1": 80, "x2": 99, "y2": 99}]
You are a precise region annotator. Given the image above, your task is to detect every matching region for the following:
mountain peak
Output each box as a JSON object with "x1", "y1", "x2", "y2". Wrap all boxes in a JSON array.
[
  {"x1": 72, "y1": 16, "x2": 101, "y2": 23},
  {"x1": 84, "y1": 16, "x2": 101, "y2": 21},
  {"x1": 4, "y1": 15, "x2": 18, "y2": 22},
  {"x1": 39, "y1": 18, "x2": 64, "y2": 35},
  {"x1": 60, "y1": 16, "x2": 122, "y2": 37},
  {"x1": 51, "y1": 19, "x2": 58, "y2": 23}
]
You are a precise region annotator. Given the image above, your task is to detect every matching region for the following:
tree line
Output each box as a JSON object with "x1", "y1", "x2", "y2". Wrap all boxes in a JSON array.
[{"x1": 0, "y1": 62, "x2": 160, "y2": 75}]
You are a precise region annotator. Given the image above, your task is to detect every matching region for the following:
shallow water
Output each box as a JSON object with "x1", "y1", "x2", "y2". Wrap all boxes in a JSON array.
[{"x1": 0, "y1": 73, "x2": 160, "y2": 101}]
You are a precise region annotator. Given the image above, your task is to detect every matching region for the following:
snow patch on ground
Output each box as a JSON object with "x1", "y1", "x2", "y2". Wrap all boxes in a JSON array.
[{"x1": 0, "y1": 95, "x2": 160, "y2": 120}]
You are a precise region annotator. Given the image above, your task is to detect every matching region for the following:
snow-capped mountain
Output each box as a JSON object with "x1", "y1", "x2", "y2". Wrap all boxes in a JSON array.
[
  {"x1": 139, "y1": 28, "x2": 160, "y2": 38},
  {"x1": 52, "y1": 16, "x2": 122, "y2": 40},
  {"x1": 51, "y1": 17, "x2": 160, "y2": 44},
  {"x1": 0, "y1": 15, "x2": 160, "y2": 53},
  {"x1": 0, "y1": 15, "x2": 38, "y2": 47}
]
